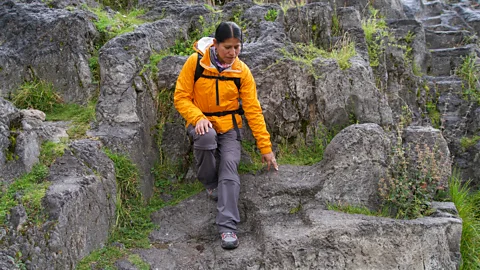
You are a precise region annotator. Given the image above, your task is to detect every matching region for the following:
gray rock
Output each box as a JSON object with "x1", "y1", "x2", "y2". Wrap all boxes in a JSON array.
[
  {"x1": 402, "y1": 126, "x2": 452, "y2": 187},
  {"x1": 146, "y1": 150, "x2": 461, "y2": 269},
  {"x1": 284, "y1": 2, "x2": 332, "y2": 49},
  {"x1": 0, "y1": 251, "x2": 18, "y2": 270},
  {"x1": 0, "y1": 1, "x2": 98, "y2": 104},
  {"x1": 93, "y1": 19, "x2": 189, "y2": 199},
  {"x1": 115, "y1": 259, "x2": 138, "y2": 270},
  {"x1": 316, "y1": 124, "x2": 390, "y2": 209},
  {"x1": 1, "y1": 139, "x2": 116, "y2": 270},
  {"x1": 240, "y1": 44, "x2": 392, "y2": 143},
  {"x1": 316, "y1": 0, "x2": 406, "y2": 19},
  {"x1": 9, "y1": 205, "x2": 27, "y2": 231},
  {"x1": 388, "y1": 19, "x2": 428, "y2": 74},
  {"x1": 15, "y1": 131, "x2": 40, "y2": 172}
]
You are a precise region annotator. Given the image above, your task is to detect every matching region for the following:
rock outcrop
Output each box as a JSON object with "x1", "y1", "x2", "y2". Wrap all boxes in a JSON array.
[
  {"x1": 1, "y1": 140, "x2": 116, "y2": 270},
  {"x1": 0, "y1": 1, "x2": 98, "y2": 104}
]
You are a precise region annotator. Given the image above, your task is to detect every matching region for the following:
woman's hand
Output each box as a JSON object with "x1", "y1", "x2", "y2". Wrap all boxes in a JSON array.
[
  {"x1": 195, "y1": 118, "x2": 213, "y2": 135},
  {"x1": 262, "y1": 152, "x2": 279, "y2": 171}
]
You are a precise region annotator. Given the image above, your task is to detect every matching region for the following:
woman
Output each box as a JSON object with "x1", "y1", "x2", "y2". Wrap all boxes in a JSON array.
[{"x1": 174, "y1": 22, "x2": 278, "y2": 250}]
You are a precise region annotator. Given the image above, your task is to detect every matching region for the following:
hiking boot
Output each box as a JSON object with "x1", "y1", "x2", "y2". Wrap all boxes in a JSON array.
[
  {"x1": 221, "y1": 232, "x2": 239, "y2": 250},
  {"x1": 206, "y1": 187, "x2": 218, "y2": 201}
]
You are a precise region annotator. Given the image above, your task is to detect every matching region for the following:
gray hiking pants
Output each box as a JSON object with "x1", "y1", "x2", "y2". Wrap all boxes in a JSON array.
[{"x1": 188, "y1": 125, "x2": 241, "y2": 234}]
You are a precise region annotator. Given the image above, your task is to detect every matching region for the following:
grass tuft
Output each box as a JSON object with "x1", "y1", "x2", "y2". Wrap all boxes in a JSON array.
[
  {"x1": 11, "y1": 80, "x2": 62, "y2": 113},
  {"x1": 449, "y1": 171, "x2": 480, "y2": 270}
]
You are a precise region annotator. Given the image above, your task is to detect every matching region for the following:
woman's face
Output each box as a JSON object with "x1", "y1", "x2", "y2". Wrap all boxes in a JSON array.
[{"x1": 214, "y1": 37, "x2": 241, "y2": 65}]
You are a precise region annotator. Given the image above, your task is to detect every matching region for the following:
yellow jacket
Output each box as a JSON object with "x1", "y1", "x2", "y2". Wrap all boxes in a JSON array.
[{"x1": 174, "y1": 37, "x2": 272, "y2": 154}]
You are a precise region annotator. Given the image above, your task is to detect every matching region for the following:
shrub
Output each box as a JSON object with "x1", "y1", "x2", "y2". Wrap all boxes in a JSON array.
[
  {"x1": 457, "y1": 54, "x2": 480, "y2": 103},
  {"x1": 361, "y1": 7, "x2": 388, "y2": 67},
  {"x1": 379, "y1": 127, "x2": 447, "y2": 219},
  {"x1": 265, "y1": 9, "x2": 278, "y2": 22}
]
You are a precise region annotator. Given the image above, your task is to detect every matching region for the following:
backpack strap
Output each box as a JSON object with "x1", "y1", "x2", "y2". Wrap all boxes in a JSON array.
[
  {"x1": 194, "y1": 53, "x2": 205, "y2": 84},
  {"x1": 194, "y1": 53, "x2": 241, "y2": 90}
]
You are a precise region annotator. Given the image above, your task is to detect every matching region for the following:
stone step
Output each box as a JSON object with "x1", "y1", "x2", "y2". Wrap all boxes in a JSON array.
[
  {"x1": 424, "y1": 75, "x2": 464, "y2": 95},
  {"x1": 425, "y1": 24, "x2": 463, "y2": 31},
  {"x1": 423, "y1": 1, "x2": 447, "y2": 17},
  {"x1": 421, "y1": 10, "x2": 472, "y2": 31},
  {"x1": 425, "y1": 29, "x2": 474, "y2": 49},
  {"x1": 427, "y1": 45, "x2": 478, "y2": 76}
]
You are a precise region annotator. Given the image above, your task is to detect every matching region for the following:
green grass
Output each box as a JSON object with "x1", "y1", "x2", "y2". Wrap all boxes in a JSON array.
[
  {"x1": 78, "y1": 151, "x2": 202, "y2": 269},
  {"x1": 46, "y1": 100, "x2": 96, "y2": 139},
  {"x1": 88, "y1": 7, "x2": 146, "y2": 42},
  {"x1": 327, "y1": 202, "x2": 389, "y2": 217},
  {"x1": 361, "y1": 7, "x2": 388, "y2": 67},
  {"x1": 240, "y1": 125, "x2": 339, "y2": 173},
  {"x1": 449, "y1": 172, "x2": 480, "y2": 270},
  {"x1": 265, "y1": 9, "x2": 278, "y2": 22},
  {"x1": 457, "y1": 54, "x2": 480, "y2": 103},
  {"x1": 460, "y1": 135, "x2": 480, "y2": 151},
  {"x1": 11, "y1": 80, "x2": 96, "y2": 139},
  {"x1": 280, "y1": 38, "x2": 356, "y2": 76},
  {"x1": 0, "y1": 141, "x2": 65, "y2": 226},
  {"x1": 11, "y1": 80, "x2": 62, "y2": 113},
  {"x1": 426, "y1": 101, "x2": 441, "y2": 129}
]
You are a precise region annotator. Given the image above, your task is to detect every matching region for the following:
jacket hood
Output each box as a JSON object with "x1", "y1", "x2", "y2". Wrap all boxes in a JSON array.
[{"x1": 194, "y1": 37, "x2": 214, "y2": 55}]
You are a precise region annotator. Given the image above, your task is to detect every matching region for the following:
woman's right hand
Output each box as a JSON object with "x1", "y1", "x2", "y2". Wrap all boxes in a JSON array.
[{"x1": 195, "y1": 118, "x2": 213, "y2": 135}]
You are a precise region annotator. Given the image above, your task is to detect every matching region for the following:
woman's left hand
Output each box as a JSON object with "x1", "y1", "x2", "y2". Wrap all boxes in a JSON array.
[{"x1": 262, "y1": 152, "x2": 279, "y2": 171}]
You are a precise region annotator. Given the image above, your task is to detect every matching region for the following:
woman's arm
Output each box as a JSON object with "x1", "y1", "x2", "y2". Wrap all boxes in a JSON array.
[{"x1": 174, "y1": 54, "x2": 206, "y2": 126}]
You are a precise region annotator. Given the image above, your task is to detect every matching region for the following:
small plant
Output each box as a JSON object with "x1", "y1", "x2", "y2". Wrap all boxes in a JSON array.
[
  {"x1": 11, "y1": 80, "x2": 62, "y2": 113},
  {"x1": 457, "y1": 54, "x2": 480, "y2": 103},
  {"x1": 88, "y1": 7, "x2": 146, "y2": 42},
  {"x1": 449, "y1": 171, "x2": 480, "y2": 270},
  {"x1": 280, "y1": 36, "x2": 356, "y2": 76},
  {"x1": 460, "y1": 135, "x2": 480, "y2": 151},
  {"x1": 426, "y1": 100, "x2": 441, "y2": 129},
  {"x1": 361, "y1": 7, "x2": 389, "y2": 67},
  {"x1": 88, "y1": 55, "x2": 100, "y2": 84},
  {"x1": 265, "y1": 9, "x2": 278, "y2": 22},
  {"x1": 379, "y1": 125, "x2": 447, "y2": 219},
  {"x1": 170, "y1": 15, "x2": 220, "y2": 56},
  {"x1": 331, "y1": 13, "x2": 341, "y2": 36}
]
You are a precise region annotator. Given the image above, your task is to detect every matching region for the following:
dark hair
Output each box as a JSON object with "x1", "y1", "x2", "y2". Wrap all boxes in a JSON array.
[{"x1": 215, "y1": 22, "x2": 243, "y2": 44}]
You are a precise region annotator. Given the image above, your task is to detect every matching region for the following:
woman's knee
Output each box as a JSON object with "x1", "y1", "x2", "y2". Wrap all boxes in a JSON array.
[{"x1": 193, "y1": 128, "x2": 217, "y2": 150}]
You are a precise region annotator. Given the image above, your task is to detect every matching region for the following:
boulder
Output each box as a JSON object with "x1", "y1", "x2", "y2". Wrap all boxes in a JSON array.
[
  {"x1": 1, "y1": 140, "x2": 116, "y2": 270},
  {"x1": 316, "y1": 123, "x2": 391, "y2": 209},
  {"x1": 402, "y1": 126, "x2": 452, "y2": 187},
  {"x1": 0, "y1": 1, "x2": 99, "y2": 104}
]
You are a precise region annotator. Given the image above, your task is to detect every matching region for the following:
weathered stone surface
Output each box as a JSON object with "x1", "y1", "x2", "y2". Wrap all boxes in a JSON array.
[
  {"x1": 92, "y1": 18, "x2": 188, "y2": 199},
  {"x1": 0, "y1": 140, "x2": 116, "y2": 270},
  {"x1": 0, "y1": 1, "x2": 98, "y2": 104},
  {"x1": 240, "y1": 45, "x2": 392, "y2": 143},
  {"x1": 0, "y1": 251, "x2": 18, "y2": 270},
  {"x1": 316, "y1": 124, "x2": 390, "y2": 209},
  {"x1": 316, "y1": 0, "x2": 406, "y2": 19},
  {"x1": 388, "y1": 19, "x2": 428, "y2": 74},
  {"x1": 284, "y1": 2, "x2": 332, "y2": 49},
  {"x1": 9, "y1": 205, "x2": 27, "y2": 231},
  {"x1": 145, "y1": 155, "x2": 461, "y2": 269},
  {"x1": 402, "y1": 126, "x2": 452, "y2": 187},
  {"x1": 0, "y1": 98, "x2": 19, "y2": 167}
]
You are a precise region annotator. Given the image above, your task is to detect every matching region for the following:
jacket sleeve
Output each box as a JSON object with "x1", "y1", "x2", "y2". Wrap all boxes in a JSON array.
[
  {"x1": 240, "y1": 65, "x2": 273, "y2": 155},
  {"x1": 174, "y1": 53, "x2": 205, "y2": 126}
]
